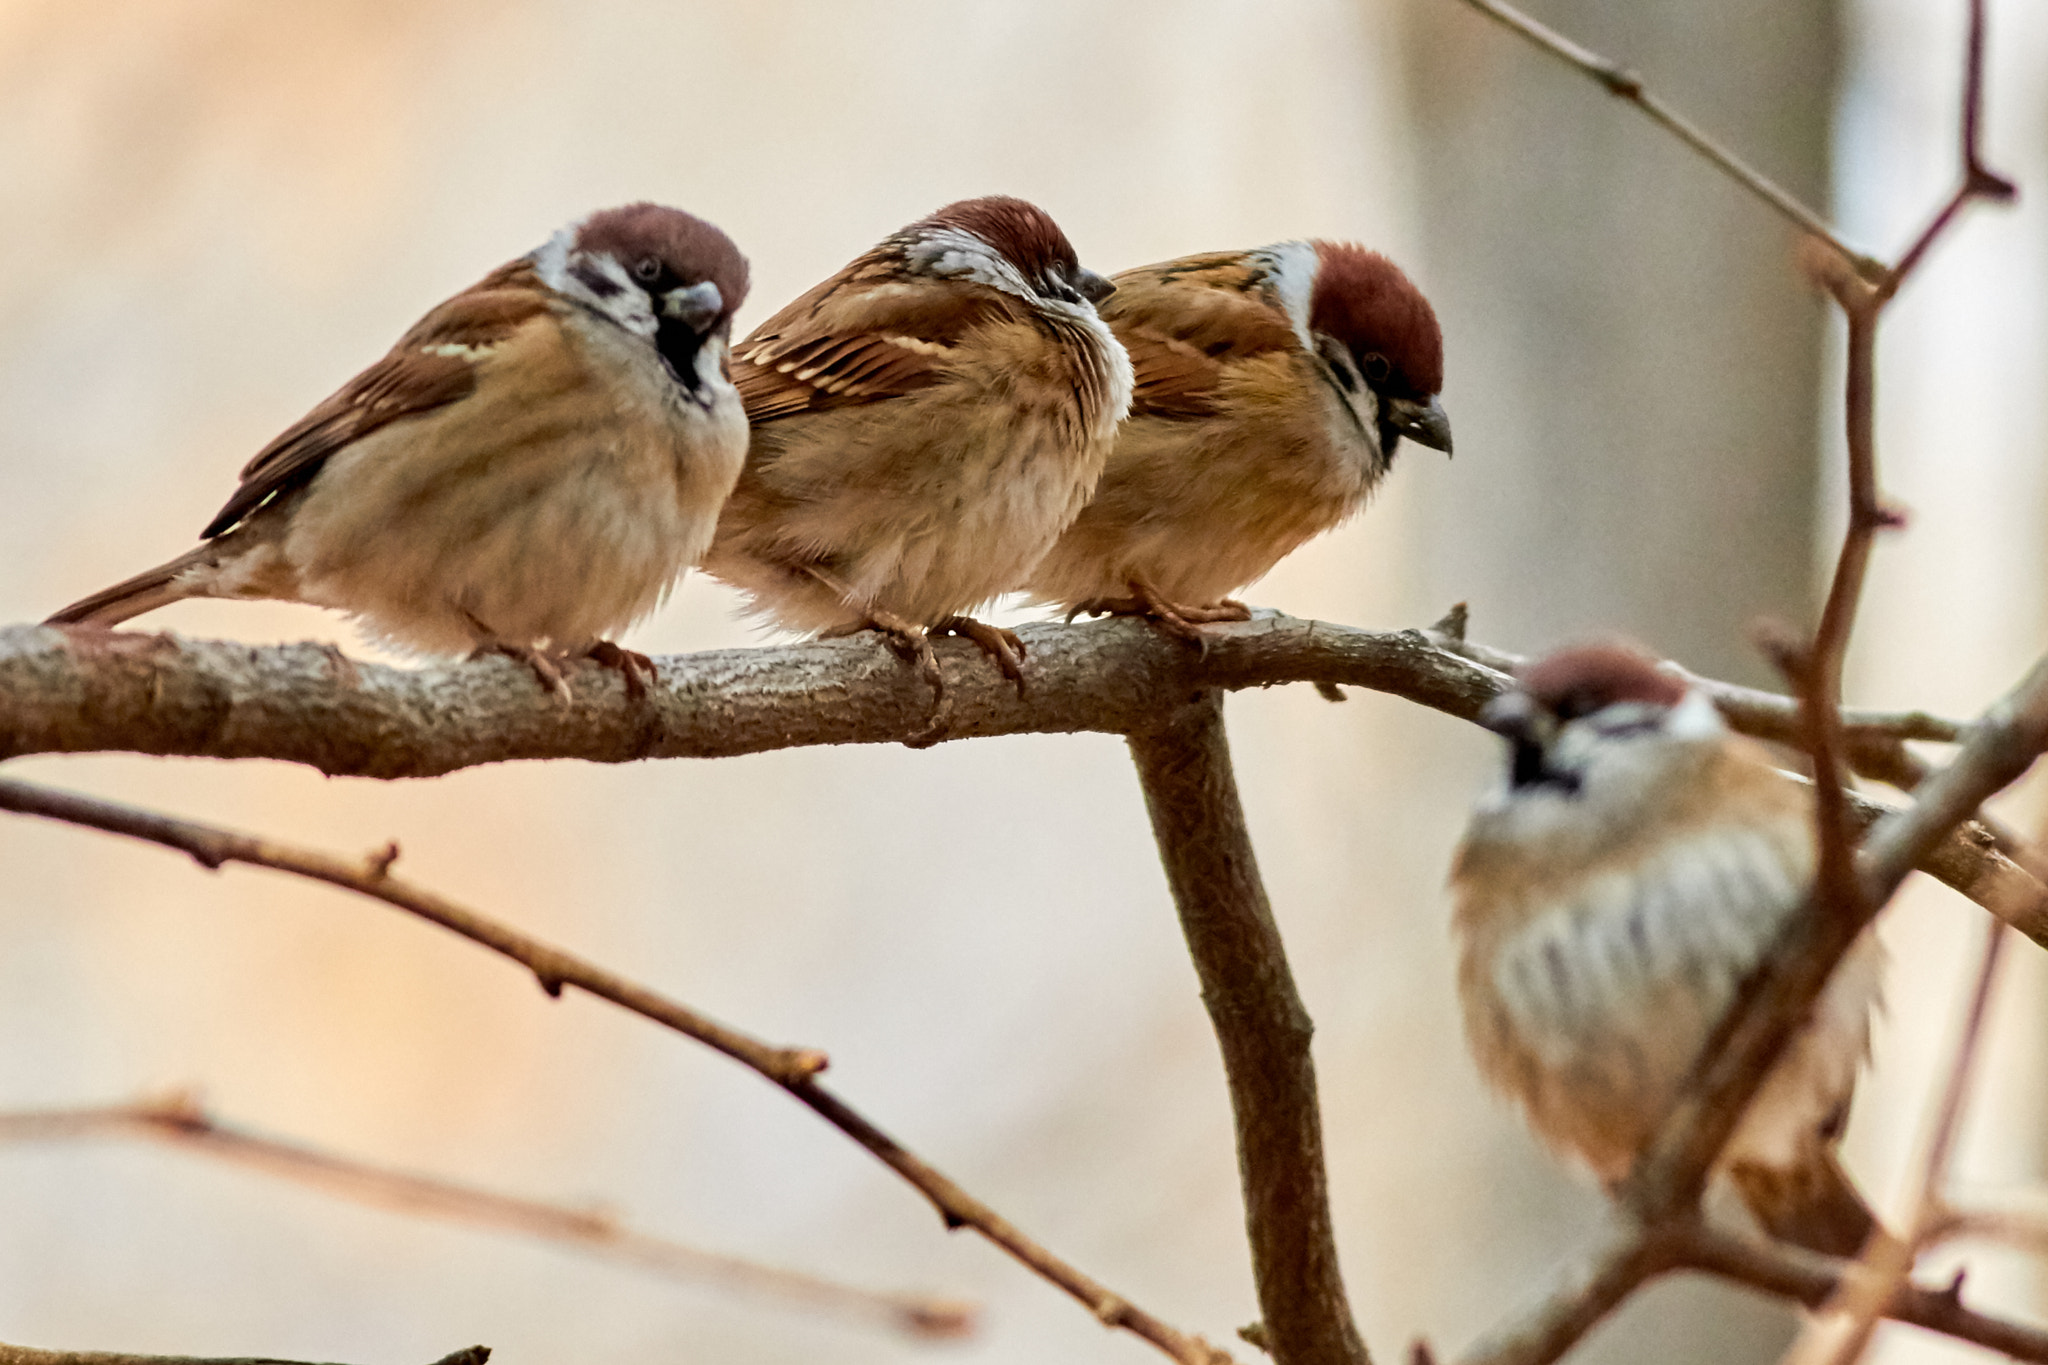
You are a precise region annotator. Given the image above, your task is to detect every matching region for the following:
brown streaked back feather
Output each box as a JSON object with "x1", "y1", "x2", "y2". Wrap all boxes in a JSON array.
[
  {"x1": 200, "y1": 261, "x2": 551, "y2": 538},
  {"x1": 732, "y1": 256, "x2": 1014, "y2": 423},
  {"x1": 1102, "y1": 252, "x2": 1301, "y2": 419}
]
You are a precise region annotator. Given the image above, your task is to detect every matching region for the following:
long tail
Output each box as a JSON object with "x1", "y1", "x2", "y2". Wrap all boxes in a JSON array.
[
  {"x1": 1727, "y1": 1151, "x2": 1881, "y2": 1259},
  {"x1": 46, "y1": 541, "x2": 232, "y2": 627}
]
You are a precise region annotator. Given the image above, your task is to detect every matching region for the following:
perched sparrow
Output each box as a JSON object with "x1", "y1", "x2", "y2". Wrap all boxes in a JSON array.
[
  {"x1": 1450, "y1": 644, "x2": 1884, "y2": 1257},
  {"x1": 1024, "y1": 241, "x2": 1449, "y2": 637},
  {"x1": 702, "y1": 195, "x2": 1132, "y2": 706},
  {"x1": 48, "y1": 203, "x2": 751, "y2": 697}
]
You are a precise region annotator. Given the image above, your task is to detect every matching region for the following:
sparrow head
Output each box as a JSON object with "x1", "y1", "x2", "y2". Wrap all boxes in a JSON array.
[
  {"x1": 539, "y1": 202, "x2": 751, "y2": 393},
  {"x1": 1298, "y1": 242, "x2": 1449, "y2": 468},
  {"x1": 1480, "y1": 642, "x2": 1700, "y2": 794},
  {"x1": 899, "y1": 195, "x2": 1116, "y2": 314}
]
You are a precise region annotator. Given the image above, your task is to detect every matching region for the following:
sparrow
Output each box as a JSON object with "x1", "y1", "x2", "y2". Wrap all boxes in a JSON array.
[
  {"x1": 1449, "y1": 643, "x2": 1884, "y2": 1257},
  {"x1": 1023, "y1": 241, "x2": 1449, "y2": 638},
  {"x1": 47, "y1": 202, "x2": 751, "y2": 698},
  {"x1": 700, "y1": 195, "x2": 1132, "y2": 709}
]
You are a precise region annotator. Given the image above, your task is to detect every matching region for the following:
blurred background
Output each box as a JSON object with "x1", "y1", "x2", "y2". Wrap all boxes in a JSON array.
[{"x1": 1, "y1": 2, "x2": 2044, "y2": 1362}]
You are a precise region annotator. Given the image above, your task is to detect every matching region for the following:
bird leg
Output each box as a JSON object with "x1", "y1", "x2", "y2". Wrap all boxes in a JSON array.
[
  {"x1": 821, "y1": 607, "x2": 944, "y2": 694},
  {"x1": 470, "y1": 641, "x2": 572, "y2": 702},
  {"x1": 931, "y1": 615, "x2": 1028, "y2": 698},
  {"x1": 1067, "y1": 574, "x2": 1251, "y2": 652},
  {"x1": 580, "y1": 640, "x2": 657, "y2": 701},
  {"x1": 461, "y1": 606, "x2": 573, "y2": 702}
]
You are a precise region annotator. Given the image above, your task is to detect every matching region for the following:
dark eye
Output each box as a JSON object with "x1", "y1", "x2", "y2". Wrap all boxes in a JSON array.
[
  {"x1": 1361, "y1": 352, "x2": 1392, "y2": 385},
  {"x1": 634, "y1": 256, "x2": 662, "y2": 283}
]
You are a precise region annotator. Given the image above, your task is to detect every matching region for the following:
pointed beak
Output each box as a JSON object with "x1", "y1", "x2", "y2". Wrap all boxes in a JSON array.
[
  {"x1": 1385, "y1": 394, "x2": 1453, "y2": 456},
  {"x1": 1075, "y1": 268, "x2": 1115, "y2": 305},
  {"x1": 662, "y1": 281, "x2": 724, "y2": 333}
]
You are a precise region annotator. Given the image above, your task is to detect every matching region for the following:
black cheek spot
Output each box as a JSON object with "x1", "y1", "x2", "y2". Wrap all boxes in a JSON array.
[{"x1": 571, "y1": 262, "x2": 624, "y2": 300}]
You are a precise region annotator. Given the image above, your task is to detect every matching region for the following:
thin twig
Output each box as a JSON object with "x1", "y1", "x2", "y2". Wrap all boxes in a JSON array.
[
  {"x1": 1780, "y1": 919, "x2": 2010, "y2": 1365},
  {"x1": 1439, "y1": 1224, "x2": 1683, "y2": 1365},
  {"x1": 0, "y1": 1347, "x2": 487, "y2": 1365},
  {"x1": 1443, "y1": 1214, "x2": 2048, "y2": 1365},
  {"x1": 1127, "y1": 693, "x2": 1367, "y2": 1365},
  {"x1": 0, "y1": 1094, "x2": 976, "y2": 1341},
  {"x1": 0, "y1": 779, "x2": 1229, "y2": 1365},
  {"x1": 1449, "y1": 0, "x2": 1886, "y2": 280}
]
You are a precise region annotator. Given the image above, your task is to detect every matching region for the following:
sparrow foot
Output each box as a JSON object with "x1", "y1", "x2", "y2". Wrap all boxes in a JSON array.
[
  {"x1": 581, "y1": 640, "x2": 657, "y2": 701},
  {"x1": 824, "y1": 609, "x2": 952, "y2": 738},
  {"x1": 931, "y1": 615, "x2": 1028, "y2": 698},
  {"x1": 1069, "y1": 578, "x2": 1246, "y2": 656},
  {"x1": 472, "y1": 642, "x2": 572, "y2": 702}
]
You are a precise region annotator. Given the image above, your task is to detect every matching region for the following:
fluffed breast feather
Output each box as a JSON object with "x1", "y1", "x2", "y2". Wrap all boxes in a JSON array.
[{"x1": 1451, "y1": 739, "x2": 1865, "y2": 1183}]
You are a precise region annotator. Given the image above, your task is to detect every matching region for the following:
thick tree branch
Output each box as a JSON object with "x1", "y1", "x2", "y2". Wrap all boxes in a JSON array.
[
  {"x1": 0, "y1": 778, "x2": 1226, "y2": 1365},
  {"x1": 1127, "y1": 692, "x2": 1367, "y2": 1365},
  {"x1": 0, "y1": 618, "x2": 1954, "y2": 777},
  {"x1": 0, "y1": 1094, "x2": 974, "y2": 1341}
]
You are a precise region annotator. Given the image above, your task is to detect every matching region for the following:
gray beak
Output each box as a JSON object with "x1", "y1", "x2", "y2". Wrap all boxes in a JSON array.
[
  {"x1": 1385, "y1": 394, "x2": 1453, "y2": 456},
  {"x1": 1075, "y1": 268, "x2": 1115, "y2": 305},
  {"x1": 662, "y1": 281, "x2": 724, "y2": 333}
]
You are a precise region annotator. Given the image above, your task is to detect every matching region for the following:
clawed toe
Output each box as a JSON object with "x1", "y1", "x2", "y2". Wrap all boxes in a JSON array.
[
  {"x1": 933, "y1": 615, "x2": 1028, "y2": 697},
  {"x1": 584, "y1": 640, "x2": 657, "y2": 701},
  {"x1": 474, "y1": 642, "x2": 572, "y2": 702}
]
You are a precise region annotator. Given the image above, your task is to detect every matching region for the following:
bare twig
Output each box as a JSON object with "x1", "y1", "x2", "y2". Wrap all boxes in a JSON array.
[
  {"x1": 1781, "y1": 919, "x2": 2010, "y2": 1365},
  {"x1": 0, "y1": 1094, "x2": 976, "y2": 1341},
  {"x1": 1443, "y1": 1214, "x2": 2048, "y2": 1365},
  {"x1": 1678, "y1": 1222, "x2": 2048, "y2": 1362},
  {"x1": 1448, "y1": 0, "x2": 1886, "y2": 280},
  {"x1": 0, "y1": 1346, "x2": 487, "y2": 1365},
  {"x1": 0, "y1": 779, "x2": 1228, "y2": 1365},
  {"x1": 1127, "y1": 692, "x2": 1367, "y2": 1365},
  {"x1": 1438, "y1": 1225, "x2": 1683, "y2": 1365}
]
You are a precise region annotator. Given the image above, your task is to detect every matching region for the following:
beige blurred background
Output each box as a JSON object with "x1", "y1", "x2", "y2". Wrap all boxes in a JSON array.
[{"x1": 0, "y1": 2, "x2": 2043, "y2": 1363}]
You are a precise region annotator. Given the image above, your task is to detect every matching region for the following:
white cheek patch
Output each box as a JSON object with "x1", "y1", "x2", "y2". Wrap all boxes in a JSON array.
[{"x1": 1255, "y1": 240, "x2": 1321, "y2": 353}]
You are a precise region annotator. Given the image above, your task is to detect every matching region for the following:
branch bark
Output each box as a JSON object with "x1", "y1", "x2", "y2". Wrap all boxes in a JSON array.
[{"x1": 1127, "y1": 692, "x2": 1367, "y2": 1365}]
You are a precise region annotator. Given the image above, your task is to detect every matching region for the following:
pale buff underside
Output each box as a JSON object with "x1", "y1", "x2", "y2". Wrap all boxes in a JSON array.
[
  {"x1": 190, "y1": 306, "x2": 746, "y2": 655},
  {"x1": 1024, "y1": 349, "x2": 1379, "y2": 610},
  {"x1": 705, "y1": 319, "x2": 1116, "y2": 633},
  {"x1": 1452, "y1": 737, "x2": 1881, "y2": 1188}
]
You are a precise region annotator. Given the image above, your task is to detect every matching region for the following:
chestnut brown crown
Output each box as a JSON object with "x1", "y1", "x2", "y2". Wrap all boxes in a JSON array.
[
  {"x1": 913, "y1": 195, "x2": 1112, "y2": 305},
  {"x1": 575, "y1": 202, "x2": 751, "y2": 332},
  {"x1": 1517, "y1": 642, "x2": 1687, "y2": 720},
  {"x1": 1308, "y1": 243, "x2": 1443, "y2": 400}
]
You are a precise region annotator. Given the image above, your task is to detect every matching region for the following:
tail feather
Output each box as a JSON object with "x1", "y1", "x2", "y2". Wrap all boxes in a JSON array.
[
  {"x1": 46, "y1": 543, "x2": 226, "y2": 627},
  {"x1": 1727, "y1": 1151, "x2": 1880, "y2": 1259}
]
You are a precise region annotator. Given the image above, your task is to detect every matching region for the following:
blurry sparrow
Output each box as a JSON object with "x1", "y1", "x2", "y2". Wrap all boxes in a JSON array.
[
  {"x1": 702, "y1": 195, "x2": 1132, "y2": 706},
  {"x1": 1451, "y1": 644, "x2": 1883, "y2": 1257},
  {"x1": 48, "y1": 203, "x2": 751, "y2": 698},
  {"x1": 1025, "y1": 241, "x2": 1448, "y2": 638}
]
